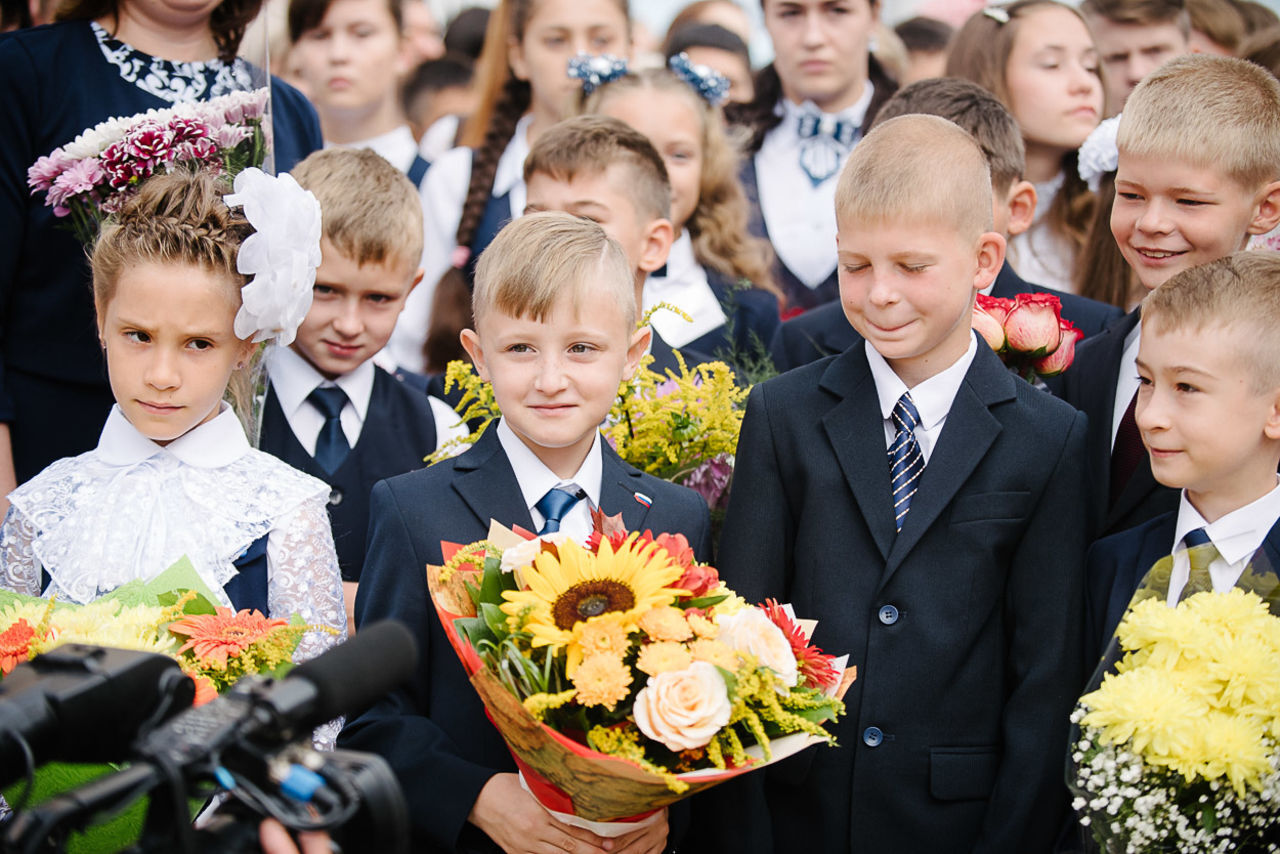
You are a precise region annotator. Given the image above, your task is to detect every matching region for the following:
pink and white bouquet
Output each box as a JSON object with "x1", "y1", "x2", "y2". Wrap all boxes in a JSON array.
[
  {"x1": 26, "y1": 88, "x2": 270, "y2": 245},
  {"x1": 972, "y1": 292, "x2": 1083, "y2": 382}
]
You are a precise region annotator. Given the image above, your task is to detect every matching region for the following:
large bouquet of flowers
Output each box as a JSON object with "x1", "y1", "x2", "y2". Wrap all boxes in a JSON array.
[
  {"x1": 1069, "y1": 553, "x2": 1280, "y2": 853},
  {"x1": 26, "y1": 88, "x2": 270, "y2": 245},
  {"x1": 427, "y1": 518, "x2": 853, "y2": 832},
  {"x1": 972, "y1": 293, "x2": 1082, "y2": 382},
  {"x1": 430, "y1": 349, "x2": 747, "y2": 512}
]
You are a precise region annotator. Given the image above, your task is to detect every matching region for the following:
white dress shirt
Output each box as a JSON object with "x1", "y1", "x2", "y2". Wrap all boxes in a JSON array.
[
  {"x1": 644, "y1": 232, "x2": 727, "y2": 348},
  {"x1": 1166, "y1": 479, "x2": 1280, "y2": 605},
  {"x1": 1111, "y1": 323, "x2": 1142, "y2": 450},
  {"x1": 754, "y1": 87, "x2": 873, "y2": 290},
  {"x1": 391, "y1": 114, "x2": 534, "y2": 373},
  {"x1": 496, "y1": 417, "x2": 603, "y2": 544},
  {"x1": 865, "y1": 333, "x2": 980, "y2": 464},
  {"x1": 418, "y1": 114, "x2": 461, "y2": 165},
  {"x1": 328, "y1": 124, "x2": 420, "y2": 175}
]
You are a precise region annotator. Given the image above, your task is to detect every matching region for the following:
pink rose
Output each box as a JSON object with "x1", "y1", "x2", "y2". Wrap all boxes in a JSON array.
[
  {"x1": 976, "y1": 293, "x2": 1014, "y2": 324},
  {"x1": 1003, "y1": 293, "x2": 1063, "y2": 357},
  {"x1": 632, "y1": 661, "x2": 732, "y2": 751},
  {"x1": 972, "y1": 303, "x2": 1007, "y2": 351},
  {"x1": 1033, "y1": 322, "x2": 1083, "y2": 377}
]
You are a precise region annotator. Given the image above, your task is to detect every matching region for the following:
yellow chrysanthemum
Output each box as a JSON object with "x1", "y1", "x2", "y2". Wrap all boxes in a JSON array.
[
  {"x1": 1082, "y1": 667, "x2": 1204, "y2": 758},
  {"x1": 571, "y1": 653, "x2": 633, "y2": 710},
  {"x1": 1206, "y1": 635, "x2": 1280, "y2": 712},
  {"x1": 638, "y1": 606, "x2": 693, "y2": 642},
  {"x1": 636, "y1": 641, "x2": 694, "y2": 676},
  {"x1": 37, "y1": 602, "x2": 174, "y2": 656},
  {"x1": 688, "y1": 638, "x2": 737, "y2": 671},
  {"x1": 500, "y1": 534, "x2": 685, "y2": 654},
  {"x1": 566, "y1": 613, "x2": 632, "y2": 676},
  {"x1": 687, "y1": 613, "x2": 718, "y2": 638}
]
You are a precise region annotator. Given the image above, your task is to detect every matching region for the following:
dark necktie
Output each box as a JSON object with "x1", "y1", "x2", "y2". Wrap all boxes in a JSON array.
[
  {"x1": 888, "y1": 393, "x2": 924, "y2": 533},
  {"x1": 308, "y1": 385, "x2": 350, "y2": 474},
  {"x1": 1110, "y1": 390, "x2": 1144, "y2": 507},
  {"x1": 535, "y1": 487, "x2": 581, "y2": 535},
  {"x1": 1177, "y1": 527, "x2": 1219, "y2": 603},
  {"x1": 797, "y1": 109, "x2": 858, "y2": 186}
]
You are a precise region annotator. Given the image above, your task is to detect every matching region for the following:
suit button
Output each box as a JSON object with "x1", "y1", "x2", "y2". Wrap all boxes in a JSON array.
[
  {"x1": 878, "y1": 604, "x2": 899, "y2": 625},
  {"x1": 328, "y1": 488, "x2": 343, "y2": 506},
  {"x1": 863, "y1": 726, "x2": 883, "y2": 747}
]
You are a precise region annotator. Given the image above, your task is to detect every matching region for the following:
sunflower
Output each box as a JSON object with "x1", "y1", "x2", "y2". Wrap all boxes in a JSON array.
[{"x1": 501, "y1": 534, "x2": 686, "y2": 654}]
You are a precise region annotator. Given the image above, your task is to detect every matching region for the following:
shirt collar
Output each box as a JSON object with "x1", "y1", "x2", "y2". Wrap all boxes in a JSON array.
[
  {"x1": 96, "y1": 403, "x2": 250, "y2": 468},
  {"x1": 1174, "y1": 477, "x2": 1280, "y2": 565},
  {"x1": 266, "y1": 345, "x2": 374, "y2": 423},
  {"x1": 328, "y1": 125, "x2": 418, "y2": 173},
  {"x1": 778, "y1": 83, "x2": 876, "y2": 135},
  {"x1": 865, "y1": 332, "x2": 979, "y2": 431},
  {"x1": 496, "y1": 417, "x2": 603, "y2": 513},
  {"x1": 493, "y1": 113, "x2": 534, "y2": 199},
  {"x1": 652, "y1": 231, "x2": 698, "y2": 280}
]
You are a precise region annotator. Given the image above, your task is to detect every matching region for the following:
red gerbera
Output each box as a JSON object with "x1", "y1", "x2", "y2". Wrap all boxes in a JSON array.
[
  {"x1": 169, "y1": 608, "x2": 287, "y2": 670},
  {"x1": 0, "y1": 618, "x2": 38, "y2": 676},
  {"x1": 761, "y1": 599, "x2": 840, "y2": 692}
]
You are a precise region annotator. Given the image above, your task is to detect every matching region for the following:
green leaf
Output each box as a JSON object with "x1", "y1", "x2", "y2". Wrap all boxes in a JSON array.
[
  {"x1": 478, "y1": 562, "x2": 505, "y2": 606},
  {"x1": 455, "y1": 616, "x2": 496, "y2": 648},
  {"x1": 140, "y1": 557, "x2": 224, "y2": 611},
  {"x1": 479, "y1": 602, "x2": 509, "y2": 639},
  {"x1": 679, "y1": 593, "x2": 729, "y2": 610}
]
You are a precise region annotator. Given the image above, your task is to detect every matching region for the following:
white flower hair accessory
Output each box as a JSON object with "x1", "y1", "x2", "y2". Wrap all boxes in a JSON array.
[
  {"x1": 1077, "y1": 115, "x2": 1121, "y2": 192},
  {"x1": 223, "y1": 167, "x2": 322, "y2": 347},
  {"x1": 983, "y1": 5, "x2": 1010, "y2": 24},
  {"x1": 567, "y1": 52, "x2": 628, "y2": 95}
]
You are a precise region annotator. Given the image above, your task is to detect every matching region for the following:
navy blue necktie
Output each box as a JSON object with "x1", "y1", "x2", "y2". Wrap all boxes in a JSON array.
[
  {"x1": 535, "y1": 487, "x2": 581, "y2": 535},
  {"x1": 888, "y1": 393, "x2": 924, "y2": 532},
  {"x1": 1178, "y1": 527, "x2": 1218, "y2": 602},
  {"x1": 308, "y1": 385, "x2": 350, "y2": 474}
]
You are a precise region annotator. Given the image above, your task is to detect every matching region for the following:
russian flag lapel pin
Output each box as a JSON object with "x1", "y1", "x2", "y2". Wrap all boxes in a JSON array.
[{"x1": 633, "y1": 491, "x2": 652, "y2": 508}]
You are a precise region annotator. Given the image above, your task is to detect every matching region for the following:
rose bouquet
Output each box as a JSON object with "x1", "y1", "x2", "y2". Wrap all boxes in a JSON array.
[
  {"x1": 427, "y1": 519, "x2": 853, "y2": 832},
  {"x1": 972, "y1": 293, "x2": 1082, "y2": 382},
  {"x1": 429, "y1": 349, "x2": 748, "y2": 513},
  {"x1": 26, "y1": 88, "x2": 270, "y2": 244},
  {"x1": 1069, "y1": 554, "x2": 1280, "y2": 854}
]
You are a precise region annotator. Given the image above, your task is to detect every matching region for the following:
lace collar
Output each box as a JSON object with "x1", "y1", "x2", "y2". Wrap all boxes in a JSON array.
[
  {"x1": 97, "y1": 403, "x2": 250, "y2": 468},
  {"x1": 91, "y1": 20, "x2": 255, "y2": 104}
]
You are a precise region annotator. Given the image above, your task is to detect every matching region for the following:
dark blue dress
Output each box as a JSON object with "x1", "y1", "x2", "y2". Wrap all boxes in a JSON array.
[{"x1": 0, "y1": 21, "x2": 322, "y2": 482}]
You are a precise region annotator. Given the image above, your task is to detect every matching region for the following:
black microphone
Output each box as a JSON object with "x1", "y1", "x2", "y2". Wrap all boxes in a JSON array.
[{"x1": 0, "y1": 645, "x2": 194, "y2": 788}]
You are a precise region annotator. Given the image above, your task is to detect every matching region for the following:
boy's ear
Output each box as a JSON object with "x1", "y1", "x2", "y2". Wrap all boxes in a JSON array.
[
  {"x1": 1264, "y1": 386, "x2": 1280, "y2": 441},
  {"x1": 1248, "y1": 180, "x2": 1280, "y2": 235},
  {"x1": 1003, "y1": 180, "x2": 1037, "y2": 238},
  {"x1": 973, "y1": 232, "x2": 1007, "y2": 292},
  {"x1": 621, "y1": 324, "x2": 652, "y2": 382},
  {"x1": 637, "y1": 217, "x2": 675, "y2": 274},
  {"x1": 458, "y1": 327, "x2": 490, "y2": 381},
  {"x1": 408, "y1": 267, "x2": 425, "y2": 294}
]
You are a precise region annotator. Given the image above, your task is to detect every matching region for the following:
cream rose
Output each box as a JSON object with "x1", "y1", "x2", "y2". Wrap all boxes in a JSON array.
[
  {"x1": 716, "y1": 608, "x2": 798, "y2": 687},
  {"x1": 499, "y1": 532, "x2": 571, "y2": 574},
  {"x1": 633, "y1": 661, "x2": 732, "y2": 751}
]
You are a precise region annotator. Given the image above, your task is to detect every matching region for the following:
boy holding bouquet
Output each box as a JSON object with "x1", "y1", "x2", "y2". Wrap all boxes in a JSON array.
[{"x1": 340, "y1": 213, "x2": 711, "y2": 854}]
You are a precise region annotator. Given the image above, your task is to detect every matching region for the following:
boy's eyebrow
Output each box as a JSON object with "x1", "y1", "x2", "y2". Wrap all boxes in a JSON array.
[{"x1": 1134, "y1": 355, "x2": 1214, "y2": 378}]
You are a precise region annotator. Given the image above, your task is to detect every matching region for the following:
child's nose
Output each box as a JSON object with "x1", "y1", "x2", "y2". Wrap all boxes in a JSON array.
[
  {"x1": 867, "y1": 271, "x2": 898, "y2": 306},
  {"x1": 801, "y1": 11, "x2": 825, "y2": 46},
  {"x1": 1134, "y1": 387, "x2": 1167, "y2": 433},
  {"x1": 533, "y1": 355, "x2": 569, "y2": 393},
  {"x1": 1135, "y1": 200, "x2": 1173, "y2": 234},
  {"x1": 333, "y1": 301, "x2": 363, "y2": 336},
  {"x1": 145, "y1": 349, "x2": 180, "y2": 390}
]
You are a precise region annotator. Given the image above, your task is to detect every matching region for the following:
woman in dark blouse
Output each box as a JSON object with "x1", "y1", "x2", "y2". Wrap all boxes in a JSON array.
[{"x1": 0, "y1": 0, "x2": 321, "y2": 496}]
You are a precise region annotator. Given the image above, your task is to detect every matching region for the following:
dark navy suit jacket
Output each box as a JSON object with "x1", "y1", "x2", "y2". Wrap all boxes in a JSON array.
[
  {"x1": 682, "y1": 267, "x2": 780, "y2": 371},
  {"x1": 768, "y1": 263, "x2": 1124, "y2": 373},
  {"x1": 338, "y1": 427, "x2": 712, "y2": 853},
  {"x1": 694, "y1": 341, "x2": 1089, "y2": 854},
  {"x1": 1049, "y1": 310, "x2": 1179, "y2": 541}
]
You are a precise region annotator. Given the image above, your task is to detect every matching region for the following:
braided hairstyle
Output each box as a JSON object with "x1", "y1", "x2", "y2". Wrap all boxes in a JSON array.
[{"x1": 91, "y1": 170, "x2": 261, "y2": 428}]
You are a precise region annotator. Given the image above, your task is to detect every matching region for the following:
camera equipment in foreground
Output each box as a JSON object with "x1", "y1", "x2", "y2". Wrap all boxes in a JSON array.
[{"x1": 0, "y1": 621, "x2": 417, "y2": 854}]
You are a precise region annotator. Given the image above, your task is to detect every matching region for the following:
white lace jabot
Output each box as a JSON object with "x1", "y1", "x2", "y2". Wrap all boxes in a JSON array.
[{"x1": 4, "y1": 405, "x2": 331, "y2": 606}]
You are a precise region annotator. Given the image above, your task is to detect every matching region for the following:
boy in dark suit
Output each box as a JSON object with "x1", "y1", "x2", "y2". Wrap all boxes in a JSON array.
[
  {"x1": 258, "y1": 149, "x2": 466, "y2": 627},
  {"x1": 522, "y1": 115, "x2": 712, "y2": 375},
  {"x1": 340, "y1": 213, "x2": 712, "y2": 854},
  {"x1": 1086, "y1": 252, "x2": 1280, "y2": 665},
  {"x1": 1053, "y1": 55, "x2": 1280, "y2": 542},
  {"x1": 770, "y1": 77, "x2": 1123, "y2": 373},
  {"x1": 703, "y1": 115, "x2": 1089, "y2": 854}
]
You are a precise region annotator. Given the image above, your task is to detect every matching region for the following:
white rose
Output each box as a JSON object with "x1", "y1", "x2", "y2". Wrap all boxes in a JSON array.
[
  {"x1": 633, "y1": 661, "x2": 731, "y2": 751},
  {"x1": 716, "y1": 608, "x2": 798, "y2": 687},
  {"x1": 499, "y1": 532, "x2": 571, "y2": 574}
]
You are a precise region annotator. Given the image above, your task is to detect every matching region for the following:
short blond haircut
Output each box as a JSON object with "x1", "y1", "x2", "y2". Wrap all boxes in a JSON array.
[
  {"x1": 1142, "y1": 251, "x2": 1280, "y2": 392},
  {"x1": 290, "y1": 148, "x2": 424, "y2": 270},
  {"x1": 835, "y1": 114, "x2": 993, "y2": 240},
  {"x1": 1119, "y1": 54, "x2": 1280, "y2": 190},
  {"x1": 472, "y1": 212, "x2": 636, "y2": 330}
]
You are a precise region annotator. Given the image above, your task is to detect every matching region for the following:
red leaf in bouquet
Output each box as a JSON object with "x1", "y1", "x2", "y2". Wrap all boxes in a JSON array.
[
  {"x1": 760, "y1": 599, "x2": 840, "y2": 692},
  {"x1": 0, "y1": 618, "x2": 39, "y2": 676},
  {"x1": 586, "y1": 508, "x2": 628, "y2": 553},
  {"x1": 1004, "y1": 293, "x2": 1064, "y2": 357},
  {"x1": 169, "y1": 608, "x2": 287, "y2": 670}
]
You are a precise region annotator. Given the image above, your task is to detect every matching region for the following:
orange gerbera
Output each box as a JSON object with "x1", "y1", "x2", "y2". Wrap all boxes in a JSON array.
[
  {"x1": 0, "y1": 618, "x2": 38, "y2": 676},
  {"x1": 169, "y1": 608, "x2": 287, "y2": 670}
]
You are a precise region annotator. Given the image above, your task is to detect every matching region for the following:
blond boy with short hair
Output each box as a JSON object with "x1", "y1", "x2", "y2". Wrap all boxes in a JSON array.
[
  {"x1": 340, "y1": 213, "x2": 712, "y2": 853},
  {"x1": 698, "y1": 114, "x2": 1090, "y2": 853}
]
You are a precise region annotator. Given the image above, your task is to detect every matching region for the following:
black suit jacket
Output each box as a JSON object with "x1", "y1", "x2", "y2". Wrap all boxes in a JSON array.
[
  {"x1": 697, "y1": 342, "x2": 1089, "y2": 854},
  {"x1": 338, "y1": 427, "x2": 712, "y2": 853},
  {"x1": 768, "y1": 263, "x2": 1124, "y2": 373},
  {"x1": 1049, "y1": 310, "x2": 1179, "y2": 540}
]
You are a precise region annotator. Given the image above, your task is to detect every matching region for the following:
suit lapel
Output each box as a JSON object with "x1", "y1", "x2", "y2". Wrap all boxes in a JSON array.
[
  {"x1": 882, "y1": 345, "x2": 1016, "y2": 586},
  {"x1": 452, "y1": 428, "x2": 536, "y2": 533},
  {"x1": 1106, "y1": 455, "x2": 1159, "y2": 532},
  {"x1": 599, "y1": 446, "x2": 653, "y2": 533},
  {"x1": 820, "y1": 347, "x2": 897, "y2": 561},
  {"x1": 988, "y1": 261, "x2": 1025, "y2": 298}
]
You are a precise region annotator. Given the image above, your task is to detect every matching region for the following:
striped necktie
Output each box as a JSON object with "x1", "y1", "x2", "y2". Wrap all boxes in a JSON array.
[
  {"x1": 888, "y1": 393, "x2": 924, "y2": 532},
  {"x1": 1177, "y1": 527, "x2": 1218, "y2": 603}
]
